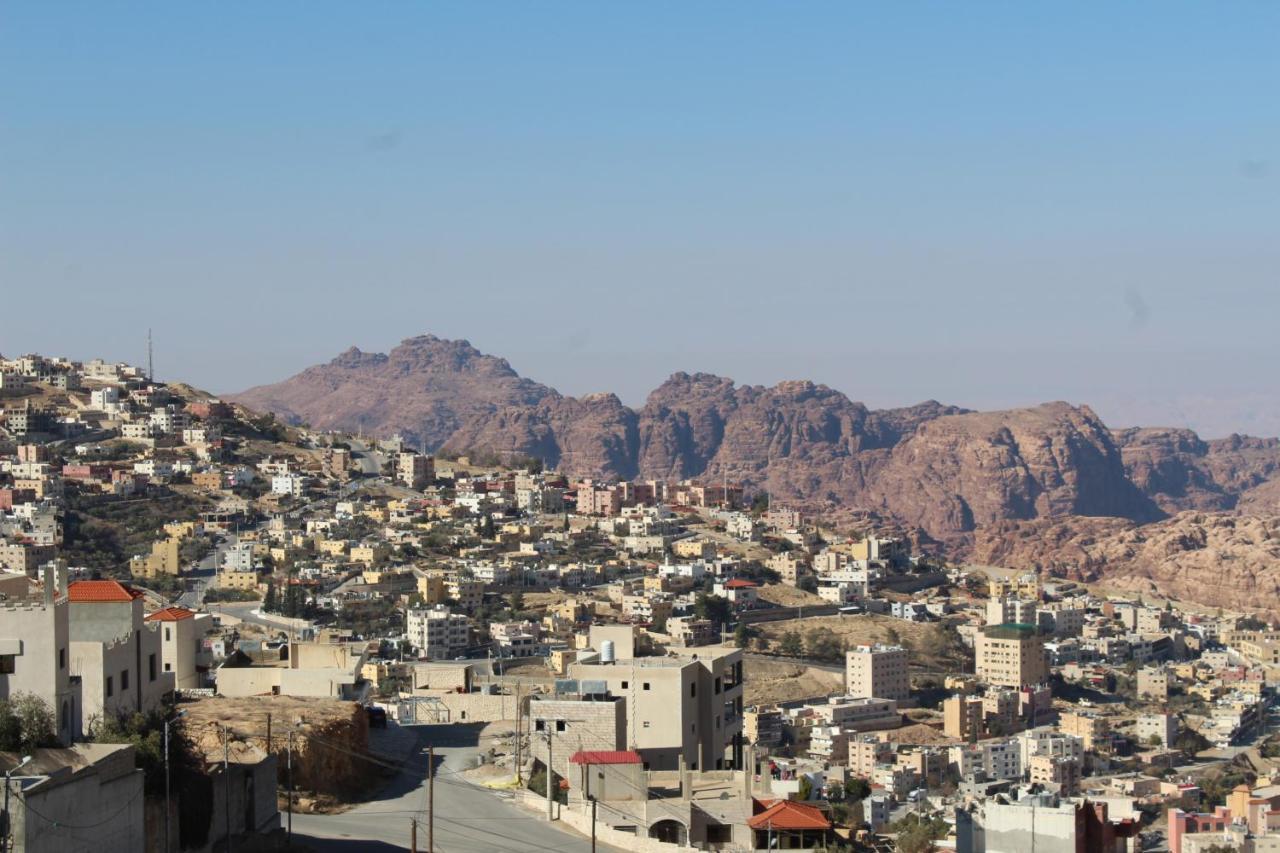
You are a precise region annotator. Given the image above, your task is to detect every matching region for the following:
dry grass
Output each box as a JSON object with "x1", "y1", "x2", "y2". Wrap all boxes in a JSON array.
[
  {"x1": 744, "y1": 658, "x2": 844, "y2": 706},
  {"x1": 754, "y1": 613, "x2": 969, "y2": 673}
]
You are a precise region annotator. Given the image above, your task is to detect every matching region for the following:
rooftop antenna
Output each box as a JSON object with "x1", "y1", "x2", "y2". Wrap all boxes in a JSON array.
[{"x1": 147, "y1": 328, "x2": 154, "y2": 382}]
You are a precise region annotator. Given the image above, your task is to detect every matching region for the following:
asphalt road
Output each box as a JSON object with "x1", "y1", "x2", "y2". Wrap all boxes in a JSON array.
[{"x1": 290, "y1": 723, "x2": 623, "y2": 852}]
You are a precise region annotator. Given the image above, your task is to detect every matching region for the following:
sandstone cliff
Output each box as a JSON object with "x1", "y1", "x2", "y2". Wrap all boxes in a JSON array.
[
  {"x1": 231, "y1": 334, "x2": 1280, "y2": 554},
  {"x1": 973, "y1": 512, "x2": 1280, "y2": 614}
]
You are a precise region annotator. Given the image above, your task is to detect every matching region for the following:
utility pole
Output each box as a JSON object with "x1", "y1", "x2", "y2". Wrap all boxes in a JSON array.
[
  {"x1": 589, "y1": 795, "x2": 597, "y2": 852},
  {"x1": 163, "y1": 710, "x2": 186, "y2": 853},
  {"x1": 428, "y1": 745, "x2": 435, "y2": 853},
  {"x1": 410, "y1": 817, "x2": 417, "y2": 853},
  {"x1": 223, "y1": 724, "x2": 233, "y2": 853},
  {"x1": 286, "y1": 729, "x2": 294, "y2": 846},
  {"x1": 545, "y1": 727, "x2": 555, "y2": 820},
  {"x1": 148, "y1": 328, "x2": 154, "y2": 382},
  {"x1": 515, "y1": 684, "x2": 523, "y2": 784}
]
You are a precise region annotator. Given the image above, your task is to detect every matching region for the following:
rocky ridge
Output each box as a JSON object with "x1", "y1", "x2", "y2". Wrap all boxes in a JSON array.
[{"x1": 232, "y1": 335, "x2": 1280, "y2": 606}]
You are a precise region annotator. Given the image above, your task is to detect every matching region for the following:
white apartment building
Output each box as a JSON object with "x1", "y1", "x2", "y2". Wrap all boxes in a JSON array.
[
  {"x1": 406, "y1": 606, "x2": 470, "y2": 661},
  {"x1": 271, "y1": 474, "x2": 307, "y2": 498},
  {"x1": 1016, "y1": 728, "x2": 1083, "y2": 775}
]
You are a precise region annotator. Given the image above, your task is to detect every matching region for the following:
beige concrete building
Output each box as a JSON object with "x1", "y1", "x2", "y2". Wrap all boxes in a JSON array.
[
  {"x1": 975, "y1": 623, "x2": 1048, "y2": 688},
  {"x1": 845, "y1": 644, "x2": 910, "y2": 702},
  {"x1": 396, "y1": 452, "x2": 434, "y2": 490},
  {"x1": 145, "y1": 606, "x2": 211, "y2": 690},
  {"x1": 217, "y1": 641, "x2": 367, "y2": 700},
  {"x1": 406, "y1": 605, "x2": 470, "y2": 660},
  {"x1": 0, "y1": 563, "x2": 76, "y2": 743},
  {"x1": 570, "y1": 648, "x2": 745, "y2": 772},
  {"x1": 528, "y1": 694, "x2": 627, "y2": 780},
  {"x1": 67, "y1": 580, "x2": 173, "y2": 733},
  {"x1": 1137, "y1": 666, "x2": 1170, "y2": 701},
  {"x1": 1058, "y1": 710, "x2": 1109, "y2": 752}
]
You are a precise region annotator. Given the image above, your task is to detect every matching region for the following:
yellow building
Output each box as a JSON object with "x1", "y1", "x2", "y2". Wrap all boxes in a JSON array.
[
  {"x1": 415, "y1": 572, "x2": 449, "y2": 604},
  {"x1": 219, "y1": 568, "x2": 259, "y2": 591},
  {"x1": 350, "y1": 543, "x2": 390, "y2": 566},
  {"x1": 133, "y1": 537, "x2": 182, "y2": 578},
  {"x1": 316, "y1": 539, "x2": 349, "y2": 557}
]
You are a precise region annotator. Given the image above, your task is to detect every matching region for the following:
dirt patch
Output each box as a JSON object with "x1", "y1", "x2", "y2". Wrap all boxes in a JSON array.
[
  {"x1": 178, "y1": 695, "x2": 375, "y2": 800},
  {"x1": 745, "y1": 658, "x2": 844, "y2": 706},
  {"x1": 757, "y1": 583, "x2": 828, "y2": 608},
  {"x1": 753, "y1": 614, "x2": 969, "y2": 673}
]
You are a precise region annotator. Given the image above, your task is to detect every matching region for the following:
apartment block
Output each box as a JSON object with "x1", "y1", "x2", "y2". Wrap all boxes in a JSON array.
[
  {"x1": 845, "y1": 644, "x2": 910, "y2": 702},
  {"x1": 406, "y1": 605, "x2": 470, "y2": 660},
  {"x1": 975, "y1": 623, "x2": 1048, "y2": 688},
  {"x1": 570, "y1": 648, "x2": 744, "y2": 771}
]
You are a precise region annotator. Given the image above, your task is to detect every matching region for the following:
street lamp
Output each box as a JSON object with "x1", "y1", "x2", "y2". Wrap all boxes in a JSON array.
[
  {"x1": 3, "y1": 755, "x2": 33, "y2": 851},
  {"x1": 164, "y1": 710, "x2": 186, "y2": 853}
]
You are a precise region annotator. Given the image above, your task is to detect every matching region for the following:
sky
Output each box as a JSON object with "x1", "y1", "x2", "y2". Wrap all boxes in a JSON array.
[{"x1": 2, "y1": 3, "x2": 1277, "y2": 437}]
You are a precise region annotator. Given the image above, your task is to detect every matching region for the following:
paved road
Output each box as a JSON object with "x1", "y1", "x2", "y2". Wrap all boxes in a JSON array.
[{"x1": 291, "y1": 723, "x2": 623, "y2": 852}]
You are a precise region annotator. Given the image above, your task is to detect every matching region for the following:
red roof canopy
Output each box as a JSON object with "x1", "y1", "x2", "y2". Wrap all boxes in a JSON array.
[
  {"x1": 68, "y1": 580, "x2": 144, "y2": 603},
  {"x1": 747, "y1": 799, "x2": 832, "y2": 832},
  {"x1": 146, "y1": 606, "x2": 196, "y2": 622},
  {"x1": 568, "y1": 750, "x2": 643, "y2": 765},
  {"x1": 724, "y1": 579, "x2": 759, "y2": 589}
]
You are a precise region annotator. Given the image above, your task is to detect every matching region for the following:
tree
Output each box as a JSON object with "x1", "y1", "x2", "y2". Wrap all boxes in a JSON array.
[
  {"x1": 0, "y1": 694, "x2": 57, "y2": 753},
  {"x1": 797, "y1": 776, "x2": 813, "y2": 801},
  {"x1": 754, "y1": 634, "x2": 771, "y2": 653},
  {"x1": 779, "y1": 631, "x2": 804, "y2": 657},
  {"x1": 805, "y1": 627, "x2": 844, "y2": 662},
  {"x1": 734, "y1": 623, "x2": 752, "y2": 648},
  {"x1": 891, "y1": 814, "x2": 949, "y2": 853},
  {"x1": 844, "y1": 777, "x2": 872, "y2": 801},
  {"x1": 508, "y1": 591, "x2": 525, "y2": 613},
  {"x1": 694, "y1": 592, "x2": 732, "y2": 627},
  {"x1": 264, "y1": 581, "x2": 279, "y2": 613}
]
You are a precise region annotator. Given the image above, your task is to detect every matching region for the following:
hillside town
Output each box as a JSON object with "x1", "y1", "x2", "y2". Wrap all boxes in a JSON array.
[{"x1": 4, "y1": 351, "x2": 1280, "y2": 853}]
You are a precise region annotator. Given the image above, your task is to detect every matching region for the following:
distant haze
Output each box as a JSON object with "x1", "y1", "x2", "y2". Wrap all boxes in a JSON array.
[{"x1": 2, "y1": 4, "x2": 1277, "y2": 437}]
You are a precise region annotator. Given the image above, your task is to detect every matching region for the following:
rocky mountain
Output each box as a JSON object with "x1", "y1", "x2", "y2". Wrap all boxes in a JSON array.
[
  {"x1": 972, "y1": 512, "x2": 1280, "y2": 614},
  {"x1": 234, "y1": 336, "x2": 554, "y2": 449},
  {"x1": 1115, "y1": 428, "x2": 1280, "y2": 515},
  {"x1": 231, "y1": 334, "x2": 1280, "y2": 552}
]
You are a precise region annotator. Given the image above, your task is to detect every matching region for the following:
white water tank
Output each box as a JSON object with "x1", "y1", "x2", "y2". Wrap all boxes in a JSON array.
[{"x1": 600, "y1": 639, "x2": 616, "y2": 663}]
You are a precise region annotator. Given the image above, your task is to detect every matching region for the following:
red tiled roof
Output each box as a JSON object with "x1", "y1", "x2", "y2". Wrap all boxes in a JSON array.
[
  {"x1": 747, "y1": 799, "x2": 832, "y2": 832},
  {"x1": 146, "y1": 606, "x2": 195, "y2": 622},
  {"x1": 68, "y1": 580, "x2": 145, "y2": 603},
  {"x1": 724, "y1": 579, "x2": 759, "y2": 589},
  {"x1": 568, "y1": 750, "x2": 643, "y2": 765}
]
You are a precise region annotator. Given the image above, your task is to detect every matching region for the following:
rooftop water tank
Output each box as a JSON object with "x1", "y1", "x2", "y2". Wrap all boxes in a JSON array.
[{"x1": 600, "y1": 639, "x2": 616, "y2": 663}]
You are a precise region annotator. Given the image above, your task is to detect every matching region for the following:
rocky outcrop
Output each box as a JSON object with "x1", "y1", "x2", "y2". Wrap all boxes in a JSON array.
[
  {"x1": 231, "y1": 333, "x2": 1280, "y2": 552},
  {"x1": 232, "y1": 335, "x2": 553, "y2": 449},
  {"x1": 1116, "y1": 428, "x2": 1280, "y2": 514},
  {"x1": 973, "y1": 512, "x2": 1280, "y2": 614}
]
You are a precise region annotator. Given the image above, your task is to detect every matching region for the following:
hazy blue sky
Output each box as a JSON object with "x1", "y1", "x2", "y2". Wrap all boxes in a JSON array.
[{"x1": 2, "y1": 3, "x2": 1277, "y2": 436}]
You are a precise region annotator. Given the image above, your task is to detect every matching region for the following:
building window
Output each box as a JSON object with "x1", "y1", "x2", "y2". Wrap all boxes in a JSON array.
[
  {"x1": 0, "y1": 655, "x2": 14, "y2": 675},
  {"x1": 106, "y1": 676, "x2": 114, "y2": 697},
  {"x1": 59, "y1": 647, "x2": 66, "y2": 669},
  {"x1": 621, "y1": 681, "x2": 628, "y2": 689},
  {"x1": 536, "y1": 720, "x2": 546, "y2": 731},
  {"x1": 556, "y1": 720, "x2": 566, "y2": 732},
  {"x1": 165, "y1": 663, "x2": 172, "y2": 672},
  {"x1": 690, "y1": 683, "x2": 696, "y2": 698},
  {"x1": 643, "y1": 682, "x2": 650, "y2": 691},
  {"x1": 643, "y1": 721, "x2": 650, "y2": 728},
  {"x1": 149, "y1": 654, "x2": 157, "y2": 681},
  {"x1": 121, "y1": 669, "x2": 129, "y2": 690},
  {"x1": 165, "y1": 627, "x2": 171, "y2": 641}
]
